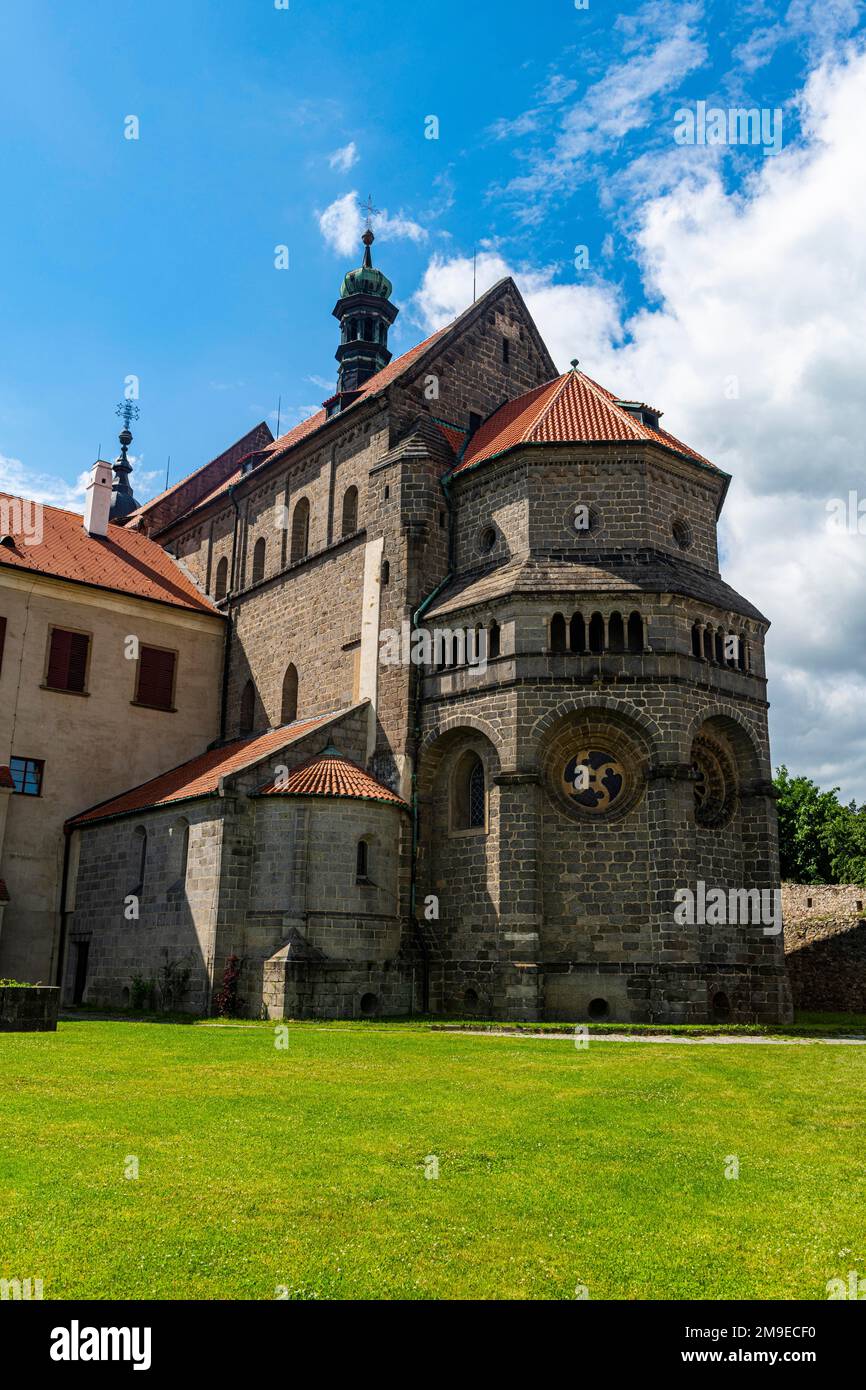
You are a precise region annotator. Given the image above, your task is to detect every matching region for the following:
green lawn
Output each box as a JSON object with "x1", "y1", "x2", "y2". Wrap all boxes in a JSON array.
[{"x1": 1, "y1": 1019, "x2": 864, "y2": 1300}]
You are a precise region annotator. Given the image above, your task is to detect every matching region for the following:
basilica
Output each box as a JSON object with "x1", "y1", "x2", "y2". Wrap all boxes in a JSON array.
[{"x1": 60, "y1": 229, "x2": 791, "y2": 1024}]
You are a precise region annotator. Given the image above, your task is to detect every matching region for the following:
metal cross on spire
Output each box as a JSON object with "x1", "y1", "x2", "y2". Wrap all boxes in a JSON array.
[
  {"x1": 361, "y1": 193, "x2": 379, "y2": 231},
  {"x1": 115, "y1": 400, "x2": 140, "y2": 432}
]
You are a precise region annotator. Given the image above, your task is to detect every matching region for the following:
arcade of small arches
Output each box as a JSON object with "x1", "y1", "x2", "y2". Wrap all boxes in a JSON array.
[
  {"x1": 549, "y1": 609, "x2": 646, "y2": 656},
  {"x1": 691, "y1": 619, "x2": 752, "y2": 672}
]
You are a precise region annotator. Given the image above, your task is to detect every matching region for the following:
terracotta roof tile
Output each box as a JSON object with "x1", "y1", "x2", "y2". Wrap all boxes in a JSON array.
[
  {"x1": 255, "y1": 746, "x2": 408, "y2": 807},
  {"x1": 453, "y1": 370, "x2": 715, "y2": 474},
  {"x1": 66, "y1": 712, "x2": 346, "y2": 827},
  {"x1": 0, "y1": 494, "x2": 220, "y2": 613}
]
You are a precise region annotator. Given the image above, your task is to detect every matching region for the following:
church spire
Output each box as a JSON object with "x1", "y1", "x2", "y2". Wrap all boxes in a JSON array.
[
  {"x1": 109, "y1": 401, "x2": 141, "y2": 521},
  {"x1": 329, "y1": 199, "x2": 398, "y2": 412}
]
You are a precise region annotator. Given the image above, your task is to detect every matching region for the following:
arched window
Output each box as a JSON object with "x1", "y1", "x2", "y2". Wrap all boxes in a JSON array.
[
  {"x1": 550, "y1": 613, "x2": 567, "y2": 653},
  {"x1": 251, "y1": 537, "x2": 266, "y2": 585},
  {"x1": 569, "y1": 612, "x2": 585, "y2": 653},
  {"x1": 453, "y1": 750, "x2": 486, "y2": 832},
  {"x1": 239, "y1": 679, "x2": 256, "y2": 735},
  {"x1": 692, "y1": 622, "x2": 703, "y2": 658},
  {"x1": 290, "y1": 498, "x2": 310, "y2": 563},
  {"x1": 627, "y1": 611, "x2": 644, "y2": 654},
  {"x1": 356, "y1": 839, "x2": 371, "y2": 883},
  {"x1": 280, "y1": 664, "x2": 298, "y2": 724},
  {"x1": 381, "y1": 559, "x2": 390, "y2": 586},
  {"x1": 703, "y1": 626, "x2": 713, "y2": 661},
  {"x1": 714, "y1": 629, "x2": 724, "y2": 664},
  {"x1": 488, "y1": 621, "x2": 500, "y2": 659},
  {"x1": 214, "y1": 556, "x2": 229, "y2": 601},
  {"x1": 132, "y1": 825, "x2": 147, "y2": 895},
  {"x1": 341, "y1": 485, "x2": 358, "y2": 536},
  {"x1": 737, "y1": 634, "x2": 746, "y2": 671},
  {"x1": 588, "y1": 612, "x2": 604, "y2": 654},
  {"x1": 608, "y1": 612, "x2": 625, "y2": 653}
]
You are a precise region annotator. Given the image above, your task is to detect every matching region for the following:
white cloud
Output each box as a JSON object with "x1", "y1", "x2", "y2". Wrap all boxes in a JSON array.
[
  {"x1": 493, "y1": 0, "x2": 708, "y2": 218},
  {"x1": 328, "y1": 141, "x2": 359, "y2": 173},
  {"x1": 412, "y1": 41, "x2": 866, "y2": 800},
  {"x1": 317, "y1": 192, "x2": 427, "y2": 257},
  {"x1": 0, "y1": 451, "x2": 88, "y2": 512}
]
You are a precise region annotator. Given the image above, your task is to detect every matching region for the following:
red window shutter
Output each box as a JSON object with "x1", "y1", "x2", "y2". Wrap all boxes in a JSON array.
[
  {"x1": 0, "y1": 616, "x2": 6, "y2": 677},
  {"x1": 47, "y1": 628, "x2": 71, "y2": 688},
  {"x1": 66, "y1": 633, "x2": 89, "y2": 692},
  {"x1": 137, "y1": 647, "x2": 176, "y2": 709},
  {"x1": 46, "y1": 629, "x2": 89, "y2": 691}
]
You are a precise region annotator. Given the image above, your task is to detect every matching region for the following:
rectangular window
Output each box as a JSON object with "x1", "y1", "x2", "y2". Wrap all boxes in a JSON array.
[
  {"x1": 135, "y1": 646, "x2": 177, "y2": 711},
  {"x1": 45, "y1": 627, "x2": 90, "y2": 693},
  {"x1": 10, "y1": 756, "x2": 44, "y2": 796},
  {"x1": 502, "y1": 336, "x2": 510, "y2": 364},
  {"x1": 0, "y1": 615, "x2": 6, "y2": 678}
]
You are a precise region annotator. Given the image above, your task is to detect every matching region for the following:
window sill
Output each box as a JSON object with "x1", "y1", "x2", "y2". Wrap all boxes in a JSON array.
[
  {"x1": 130, "y1": 701, "x2": 177, "y2": 713},
  {"x1": 40, "y1": 684, "x2": 89, "y2": 697}
]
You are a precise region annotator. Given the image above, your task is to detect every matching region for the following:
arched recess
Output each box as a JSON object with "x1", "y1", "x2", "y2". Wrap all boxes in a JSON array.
[
  {"x1": 214, "y1": 556, "x2": 229, "y2": 601},
  {"x1": 416, "y1": 726, "x2": 503, "y2": 965},
  {"x1": 290, "y1": 497, "x2": 310, "y2": 562},
  {"x1": 608, "y1": 612, "x2": 625, "y2": 653},
  {"x1": 550, "y1": 612, "x2": 567, "y2": 653},
  {"x1": 341, "y1": 485, "x2": 358, "y2": 536},
  {"x1": 251, "y1": 537, "x2": 266, "y2": 584},
  {"x1": 280, "y1": 663, "x2": 298, "y2": 724}
]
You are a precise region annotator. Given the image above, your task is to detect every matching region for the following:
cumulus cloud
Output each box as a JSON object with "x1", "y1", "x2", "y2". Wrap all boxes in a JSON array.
[
  {"x1": 317, "y1": 192, "x2": 427, "y2": 257},
  {"x1": 328, "y1": 141, "x2": 359, "y2": 173},
  {"x1": 412, "y1": 41, "x2": 866, "y2": 799},
  {"x1": 0, "y1": 451, "x2": 88, "y2": 512}
]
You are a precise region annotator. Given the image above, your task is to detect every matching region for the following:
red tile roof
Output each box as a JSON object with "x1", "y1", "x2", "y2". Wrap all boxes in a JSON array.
[
  {"x1": 453, "y1": 369, "x2": 716, "y2": 474},
  {"x1": 0, "y1": 766, "x2": 14, "y2": 790},
  {"x1": 146, "y1": 325, "x2": 456, "y2": 521},
  {"x1": 0, "y1": 494, "x2": 220, "y2": 613},
  {"x1": 255, "y1": 745, "x2": 408, "y2": 807},
  {"x1": 126, "y1": 422, "x2": 274, "y2": 529},
  {"x1": 66, "y1": 713, "x2": 345, "y2": 827}
]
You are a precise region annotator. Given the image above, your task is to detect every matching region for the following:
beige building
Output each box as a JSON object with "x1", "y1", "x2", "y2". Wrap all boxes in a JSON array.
[{"x1": 0, "y1": 463, "x2": 225, "y2": 984}]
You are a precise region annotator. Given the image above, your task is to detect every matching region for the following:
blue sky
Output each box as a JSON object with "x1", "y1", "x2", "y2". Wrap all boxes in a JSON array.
[{"x1": 1, "y1": 0, "x2": 865, "y2": 797}]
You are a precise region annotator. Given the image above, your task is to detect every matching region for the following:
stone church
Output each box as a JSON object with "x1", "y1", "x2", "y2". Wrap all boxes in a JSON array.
[{"x1": 64, "y1": 229, "x2": 792, "y2": 1024}]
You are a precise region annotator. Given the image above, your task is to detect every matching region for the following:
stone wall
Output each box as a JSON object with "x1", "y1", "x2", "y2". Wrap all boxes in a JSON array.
[
  {"x1": 783, "y1": 884, "x2": 866, "y2": 1012},
  {"x1": 0, "y1": 985, "x2": 59, "y2": 1031}
]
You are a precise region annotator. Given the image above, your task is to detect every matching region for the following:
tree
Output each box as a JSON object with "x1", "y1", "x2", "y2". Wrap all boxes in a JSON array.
[{"x1": 774, "y1": 766, "x2": 866, "y2": 884}]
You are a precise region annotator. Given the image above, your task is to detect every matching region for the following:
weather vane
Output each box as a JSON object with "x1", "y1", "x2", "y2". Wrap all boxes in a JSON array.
[
  {"x1": 115, "y1": 401, "x2": 141, "y2": 431},
  {"x1": 361, "y1": 193, "x2": 379, "y2": 231}
]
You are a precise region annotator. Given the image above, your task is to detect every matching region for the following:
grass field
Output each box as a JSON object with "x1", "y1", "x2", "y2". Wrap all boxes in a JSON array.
[{"x1": 1, "y1": 1019, "x2": 865, "y2": 1300}]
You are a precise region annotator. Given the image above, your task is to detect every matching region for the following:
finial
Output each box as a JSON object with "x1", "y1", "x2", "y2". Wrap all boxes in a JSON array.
[
  {"x1": 110, "y1": 400, "x2": 141, "y2": 519},
  {"x1": 570, "y1": 358, "x2": 580, "y2": 371},
  {"x1": 115, "y1": 400, "x2": 140, "y2": 459}
]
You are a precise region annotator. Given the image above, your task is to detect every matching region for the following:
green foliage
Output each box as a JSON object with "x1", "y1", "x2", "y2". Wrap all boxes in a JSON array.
[
  {"x1": 0, "y1": 978, "x2": 34, "y2": 988},
  {"x1": 774, "y1": 766, "x2": 866, "y2": 884},
  {"x1": 129, "y1": 975, "x2": 156, "y2": 1011}
]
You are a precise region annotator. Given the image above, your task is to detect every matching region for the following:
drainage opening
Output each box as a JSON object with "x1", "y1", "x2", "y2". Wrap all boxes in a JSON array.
[
  {"x1": 359, "y1": 993, "x2": 378, "y2": 1016},
  {"x1": 463, "y1": 988, "x2": 479, "y2": 1009},
  {"x1": 587, "y1": 997, "x2": 609, "y2": 1020}
]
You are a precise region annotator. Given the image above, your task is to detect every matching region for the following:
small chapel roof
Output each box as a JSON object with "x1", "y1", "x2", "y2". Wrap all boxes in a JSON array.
[
  {"x1": 254, "y1": 744, "x2": 408, "y2": 807},
  {"x1": 451, "y1": 367, "x2": 717, "y2": 475}
]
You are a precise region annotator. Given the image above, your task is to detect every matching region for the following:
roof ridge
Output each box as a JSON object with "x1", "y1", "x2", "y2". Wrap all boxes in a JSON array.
[{"x1": 525, "y1": 372, "x2": 577, "y2": 441}]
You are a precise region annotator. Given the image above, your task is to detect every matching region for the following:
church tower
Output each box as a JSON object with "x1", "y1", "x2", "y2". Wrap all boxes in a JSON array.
[{"x1": 329, "y1": 224, "x2": 398, "y2": 412}]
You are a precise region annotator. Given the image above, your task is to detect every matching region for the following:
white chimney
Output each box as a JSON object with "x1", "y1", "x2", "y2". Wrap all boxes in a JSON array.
[{"x1": 83, "y1": 461, "x2": 114, "y2": 537}]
